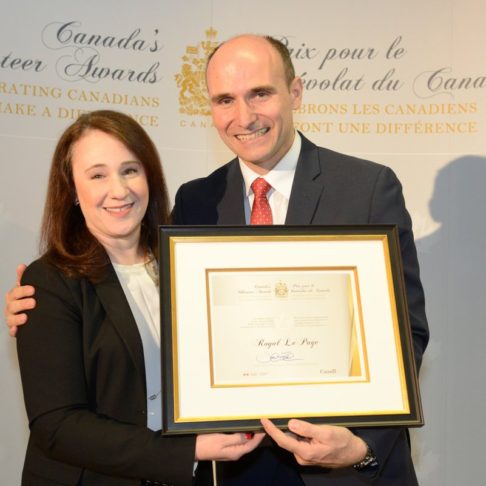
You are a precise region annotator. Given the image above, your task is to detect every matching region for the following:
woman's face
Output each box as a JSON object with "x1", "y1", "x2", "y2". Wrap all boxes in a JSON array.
[{"x1": 71, "y1": 129, "x2": 149, "y2": 252}]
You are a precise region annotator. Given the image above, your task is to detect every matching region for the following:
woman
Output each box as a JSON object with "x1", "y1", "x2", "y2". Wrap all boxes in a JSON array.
[{"x1": 16, "y1": 110, "x2": 263, "y2": 486}]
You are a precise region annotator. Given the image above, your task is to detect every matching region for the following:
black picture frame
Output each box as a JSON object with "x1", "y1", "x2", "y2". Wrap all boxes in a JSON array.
[{"x1": 159, "y1": 224, "x2": 423, "y2": 435}]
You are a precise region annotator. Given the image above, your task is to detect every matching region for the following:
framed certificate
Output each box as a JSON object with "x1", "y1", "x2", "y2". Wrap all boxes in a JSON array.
[{"x1": 159, "y1": 225, "x2": 423, "y2": 434}]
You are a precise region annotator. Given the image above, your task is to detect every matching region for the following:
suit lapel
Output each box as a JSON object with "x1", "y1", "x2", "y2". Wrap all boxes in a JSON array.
[
  {"x1": 285, "y1": 135, "x2": 325, "y2": 225},
  {"x1": 214, "y1": 137, "x2": 326, "y2": 226},
  {"x1": 216, "y1": 159, "x2": 246, "y2": 225},
  {"x1": 94, "y1": 265, "x2": 146, "y2": 384}
]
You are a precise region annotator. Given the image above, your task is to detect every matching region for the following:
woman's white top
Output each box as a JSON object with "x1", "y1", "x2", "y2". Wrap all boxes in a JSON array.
[{"x1": 112, "y1": 261, "x2": 161, "y2": 431}]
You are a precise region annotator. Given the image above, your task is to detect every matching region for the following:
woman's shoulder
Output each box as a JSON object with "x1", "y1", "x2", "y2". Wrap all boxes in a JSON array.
[
  {"x1": 22, "y1": 256, "x2": 83, "y2": 293},
  {"x1": 23, "y1": 256, "x2": 61, "y2": 279}
]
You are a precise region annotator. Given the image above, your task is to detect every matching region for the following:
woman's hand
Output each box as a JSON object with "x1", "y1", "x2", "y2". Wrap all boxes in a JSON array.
[{"x1": 195, "y1": 431, "x2": 265, "y2": 461}]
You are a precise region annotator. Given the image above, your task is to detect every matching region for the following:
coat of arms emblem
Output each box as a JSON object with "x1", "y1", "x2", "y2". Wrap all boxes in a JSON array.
[{"x1": 175, "y1": 28, "x2": 219, "y2": 116}]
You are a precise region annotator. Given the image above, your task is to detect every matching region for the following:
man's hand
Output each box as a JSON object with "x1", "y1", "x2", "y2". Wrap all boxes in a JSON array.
[
  {"x1": 261, "y1": 418, "x2": 367, "y2": 468},
  {"x1": 4, "y1": 264, "x2": 35, "y2": 337},
  {"x1": 195, "y1": 432, "x2": 265, "y2": 461}
]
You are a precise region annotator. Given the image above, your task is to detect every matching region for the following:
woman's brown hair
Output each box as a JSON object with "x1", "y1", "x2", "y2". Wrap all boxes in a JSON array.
[{"x1": 41, "y1": 110, "x2": 170, "y2": 281}]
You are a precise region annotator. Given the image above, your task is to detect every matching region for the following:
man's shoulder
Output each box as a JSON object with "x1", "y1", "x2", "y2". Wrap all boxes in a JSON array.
[
  {"x1": 307, "y1": 138, "x2": 387, "y2": 175},
  {"x1": 299, "y1": 132, "x2": 384, "y2": 166},
  {"x1": 298, "y1": 134, "x2": 398, "y2": 193},
  {"x1": 176, "y1": 158, "x2": 238, "y2": 201},
  {"x1": 172, "y1": 158, "x2": 240, "y2": 224}
]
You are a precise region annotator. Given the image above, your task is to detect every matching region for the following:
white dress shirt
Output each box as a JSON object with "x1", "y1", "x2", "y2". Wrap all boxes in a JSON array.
[
  {"x1": 113, "y1": 261, "x2": 161, "y2": 431},
  {"x1": 239, "y1": 132, "x2": 301, "y2": 224}
]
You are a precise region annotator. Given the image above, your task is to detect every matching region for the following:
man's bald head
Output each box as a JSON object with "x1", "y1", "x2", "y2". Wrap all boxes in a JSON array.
[{"x1": 207, "y1": 34, "x2": 296, "y2": 88}]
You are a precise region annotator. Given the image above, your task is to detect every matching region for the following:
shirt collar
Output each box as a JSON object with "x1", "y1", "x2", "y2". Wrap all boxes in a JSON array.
[{"x1": 239, "y1": 132, "x2": 301, "y2": 199}]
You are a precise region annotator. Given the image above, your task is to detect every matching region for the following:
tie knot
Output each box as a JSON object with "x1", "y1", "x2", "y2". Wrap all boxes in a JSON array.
[{"x1": 251, "y1": 178, "x2": 272, "y2": 198}]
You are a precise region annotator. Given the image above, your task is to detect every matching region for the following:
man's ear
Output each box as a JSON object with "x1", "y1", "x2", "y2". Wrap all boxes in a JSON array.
[{"x1": 290, "y1": 77, "x2": 303, "y2": 109}]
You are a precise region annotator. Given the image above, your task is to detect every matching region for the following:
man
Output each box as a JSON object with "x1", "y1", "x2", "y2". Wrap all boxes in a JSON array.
[{"x1": 6, "y1": 35, "x2": 428, "y2": 485}]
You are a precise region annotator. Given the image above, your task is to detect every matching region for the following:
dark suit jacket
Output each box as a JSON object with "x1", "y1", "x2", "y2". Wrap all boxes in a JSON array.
[
  {"x1": 17, "y1": 260, "x2": 195, "y2": 486},
  {"x1": 173, "y1": 134, "x2": 429, "y2": 486}
]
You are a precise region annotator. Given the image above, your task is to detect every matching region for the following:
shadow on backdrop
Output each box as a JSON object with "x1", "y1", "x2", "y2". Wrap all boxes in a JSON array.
[{"x1": 413, "y1": 155, "x2": 486, "y2": 483}]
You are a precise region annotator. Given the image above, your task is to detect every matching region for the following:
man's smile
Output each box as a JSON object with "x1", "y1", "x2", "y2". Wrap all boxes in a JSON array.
[{"x1": 235, "y1": 127, "x2": 270, "y2": 141}]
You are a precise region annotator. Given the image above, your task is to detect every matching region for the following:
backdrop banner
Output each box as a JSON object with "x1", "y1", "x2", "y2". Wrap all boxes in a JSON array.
[{"x1": 1, "y1": 1, "x2": 485, "y2": 484}]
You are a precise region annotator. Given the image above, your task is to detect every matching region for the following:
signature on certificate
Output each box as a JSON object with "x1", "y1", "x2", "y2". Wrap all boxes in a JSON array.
[{"x1": 256, "y1": 351, "x2": 303, "y2": 363}]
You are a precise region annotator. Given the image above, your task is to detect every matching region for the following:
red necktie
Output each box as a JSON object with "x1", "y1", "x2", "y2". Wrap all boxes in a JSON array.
[{"x1": 250, "y1": 178, "x2": 273, "y2": 225}]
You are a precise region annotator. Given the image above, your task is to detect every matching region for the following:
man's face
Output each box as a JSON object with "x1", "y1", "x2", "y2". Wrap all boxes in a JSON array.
[{"x1": 206, "y1": 36, "x2": 303, "y2": 174}]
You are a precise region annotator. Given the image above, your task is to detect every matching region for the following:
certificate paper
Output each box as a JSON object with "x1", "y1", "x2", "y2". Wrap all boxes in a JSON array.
[
  {"x1": 206, "y1": 269, "x2": 368, "y2": 386},
  {"x1": 159, "y1": 225, "x2": 423, "y2": 434}
]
